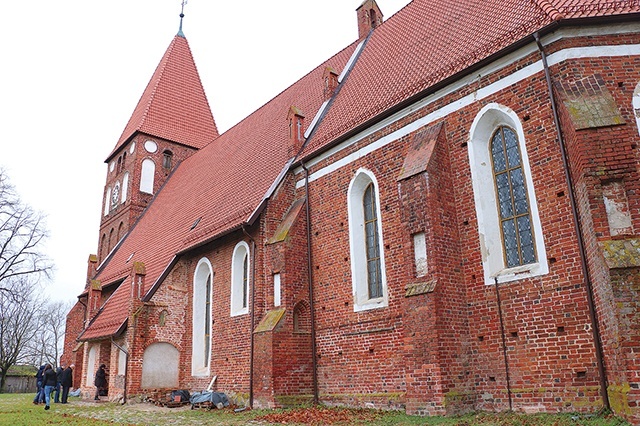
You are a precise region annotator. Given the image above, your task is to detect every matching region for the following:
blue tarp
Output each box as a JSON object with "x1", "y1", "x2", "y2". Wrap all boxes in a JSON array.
[{"x1": 189, "y1": 391, "x2": 229, "y2": 408}]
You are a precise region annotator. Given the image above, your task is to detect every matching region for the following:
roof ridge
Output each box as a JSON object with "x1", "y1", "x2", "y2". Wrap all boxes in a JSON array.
[
  {"x1": 530, "y1": 0, "x2": 565, "y2": 21},
  {"x1": 137, "y1": 40, "x2": 173, "y2": 138},
  {"x1": 556, "y1": 0, "x2": 640, "y2": 14}
]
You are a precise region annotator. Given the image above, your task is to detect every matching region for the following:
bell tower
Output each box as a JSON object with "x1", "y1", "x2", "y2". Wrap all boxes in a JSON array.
[{"x1": 97, "y1": 12, "x2": 218, "y2": 264}]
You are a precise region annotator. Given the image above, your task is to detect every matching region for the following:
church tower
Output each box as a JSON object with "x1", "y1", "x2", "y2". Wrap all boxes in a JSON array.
[{"x1": 97, "y1": 20, "x2": 218, "y2": 264}]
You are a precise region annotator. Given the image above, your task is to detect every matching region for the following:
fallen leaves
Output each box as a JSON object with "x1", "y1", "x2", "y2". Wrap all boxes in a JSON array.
[{"x1": 254, "y1": 406, "x2": 382, "y2": 425}]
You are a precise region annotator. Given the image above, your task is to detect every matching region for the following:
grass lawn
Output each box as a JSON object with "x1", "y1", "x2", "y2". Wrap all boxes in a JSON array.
[{"x1": 0, "y1": 393, "x2": 631, "y2": 425}]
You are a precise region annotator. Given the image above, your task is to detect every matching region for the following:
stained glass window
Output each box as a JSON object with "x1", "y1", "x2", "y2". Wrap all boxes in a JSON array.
[
  {"x1": 363, "y1": 183, "x2": 382, "y2": 299},
  {"x1": 204, "y1": 273, "x2": 211, "y2": 368},
  {"x1": 242, "y1": 254, "x2": 248, "y2": 309},
  {"x1": 490, "y1": 127, "x2": 536, "y2": 267}
]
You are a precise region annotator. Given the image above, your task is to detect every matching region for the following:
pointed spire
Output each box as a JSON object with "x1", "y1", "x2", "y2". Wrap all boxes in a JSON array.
[
  {"x1": 177, "y1": 0, "x2": 187, "y2": 38},
  {"x1": 108, "y1": 33, "x2": 219, "y2": 160}
]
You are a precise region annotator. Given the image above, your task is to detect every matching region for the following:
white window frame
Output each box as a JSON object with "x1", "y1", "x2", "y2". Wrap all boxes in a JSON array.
[
  {"x1": 347, "y1": 168, "x2": 388, "y2": 312},
  {"x1": 192, "y1": 257, "x2": 213, "y2": 377},
  {"x1": 273, "y1": 273, "x2": 281, "y2": 307},
  {"x1": 140, "y1": 159, "x2": 155, "y2": 194},
  {"x1": 230, "y1": 241, "x2": 250, "y2": 317},
  {"x1": 468, "y1": 103, "x2": 548, "y2": 285},
  {"x1": 104, "y1": 187, "x2": 111, "y2": 216},
  {"x1": 86, "y1": 345, "x2": 98, "y2": 387},
  {"x1": 121, "y1": 172, "x2": 129, "y2": 203},
  {"x1": 633, "y1": 82, "x2": 640, "y2": 136}
]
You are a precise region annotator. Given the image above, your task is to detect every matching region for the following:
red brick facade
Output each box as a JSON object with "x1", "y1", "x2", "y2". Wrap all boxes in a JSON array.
[{"x1": 62, "y1": 4, "x2": 640, "y2": 424}]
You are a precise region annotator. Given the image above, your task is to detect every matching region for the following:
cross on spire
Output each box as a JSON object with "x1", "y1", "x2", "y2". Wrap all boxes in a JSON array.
[{"x1": 178, "y1": 0, "x2": 188, "y2": 37}]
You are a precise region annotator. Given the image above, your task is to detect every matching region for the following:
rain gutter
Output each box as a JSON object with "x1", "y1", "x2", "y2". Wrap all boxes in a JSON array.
[
  {"x1": 301, "y1": 163, "x2": 319, "y2": 404},
  {"x1": 242, "y1": 225, "x2": 257, "y2": 409},
  {"x1": 533, "y1": 31, "x2": 610, "y2": 411}
]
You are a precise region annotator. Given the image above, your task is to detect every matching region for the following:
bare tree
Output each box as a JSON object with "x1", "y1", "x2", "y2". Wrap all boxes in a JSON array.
[
  {"x1": 0, "y1": 277, "x2": 45, "y2": 392},
  {"x1": 0, "y1": 169, "x2": 52, "y2": 297},
  {"x1": 36, "y1": 300, "x2": 72, "y2": 367}
]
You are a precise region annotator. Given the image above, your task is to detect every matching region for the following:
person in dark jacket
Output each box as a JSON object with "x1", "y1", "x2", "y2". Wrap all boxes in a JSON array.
[
  {"x1": 94, "y1": 364, "x2": 107, "y2": 401},
  {"x1": 32, "y1": 364, "x2": 45, "y2": 404},
  {"x1": 42, "y1": 364, "x2": 57, "y2": 410},
  {"x1": 61, "y1": 364, "x2": 74, "y2": 404},
  {"x1": 54, "y1": 364, "x2": 64, "y2": 403}
]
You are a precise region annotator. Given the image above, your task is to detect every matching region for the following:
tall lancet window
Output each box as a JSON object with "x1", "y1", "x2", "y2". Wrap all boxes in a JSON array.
[
  {"x1": 203, "y1": 273, "x2": 211, "y2": 368},
  {"x1": 363, "y1": 183, "x2": 382, "y2": 299},
  {"x1": 231, "y1": 241, "x2": 250, "y2": 316},
  {"x1": 192, "y1": 258, "x2": 213, "y2": 376},
  {"x1": 490, "y1": 126, "x2": 536, "y2": 267},
  {"x1": 348, "y1": 169, "x2": 388, "y2": 311}
]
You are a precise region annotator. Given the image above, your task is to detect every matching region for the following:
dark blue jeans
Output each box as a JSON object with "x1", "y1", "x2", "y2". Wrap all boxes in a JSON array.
[
  {"x1": 44, "y1": 385, "x2": 55, "y2": 407},
  {"x1": 33, "y1": 381, "x2": 44, "y2": 403},
  {"x1": 54, "y1": 382, "x2": 61, "y2": 403}
]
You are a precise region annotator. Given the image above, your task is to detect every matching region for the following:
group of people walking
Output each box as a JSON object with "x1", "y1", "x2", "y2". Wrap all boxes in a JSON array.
[
  {"x1": 34, "y1": 362, "x2": 108, "y2": 410},
  {"x1": 33, "y1": 363, "x2": 74, "y2": 410}
]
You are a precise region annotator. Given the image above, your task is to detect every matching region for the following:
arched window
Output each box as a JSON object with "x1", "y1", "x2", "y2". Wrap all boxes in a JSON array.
[
  {"x1": 230, "y1": 242, "x2": 250, "y2": 316},
  {"x1": 104, "y1": 187, "x2": 111, "y2": 216},
  {"x1": 108, "y1": 228, "x2": 115, "y2": 253},
  {"x1": 370, "y1": 9, "x2": 378, "y2": 28},
  {"x1": 142, "y1": 343, "x2": 179, "y2": 389},
  {"x1": 100, "y1": 234, "x2": 107, "y2": 261},
  {"x1": 293, "y1": 301, "x2": 310, "y2": 333},
  {"x1": 192, "y1": 258, "x2": 213, "y2": 376},
  {"x1": 117, "y1": 222, "x2": 125, "y2": 241},
  {"x1": 140, "y1": 159, "x2": 155, "y2": 194},
  {"x1": 363, "y1": 183, "x2": 382, "y2": 298},
  {"x1": 633, "y1": 82, "x2": 640, "y2": 136},
  {"x1": 163, "y1": 150, "x2": 173, "y2": 169},
  {"x1": 111, "y1": 181, "x2": 121, "y2": 210},
  {"x1": 468, "y1": 103, "x2": 548, "y2": 284},
  {"x1": 86, "y1": 345, "x2": 98, "y2": 387},
  {"x1": 490, "y1": 126, "x2": 536, "y2": 267},
  {"x1": 121, "y1": 172, "x2": 129, "y2": 203},
  {"x1": 348, "y1": 169, "x2": 388, "y2": 311}
]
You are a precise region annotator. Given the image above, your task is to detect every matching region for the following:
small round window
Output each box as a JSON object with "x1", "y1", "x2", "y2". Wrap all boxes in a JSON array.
[{"x1": 144, "y1": 140, "x2": 158, "y2": 153}]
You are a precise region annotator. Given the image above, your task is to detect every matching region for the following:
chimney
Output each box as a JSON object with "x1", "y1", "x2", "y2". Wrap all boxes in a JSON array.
[
  {"x1": 288, "y1": 106, "x2": 305, "y2": 156},
  {"x1": 356, "y1": 0, "x2": 383, "y2": 39},
  {"x1": 323, "y1": 67, "x2": 339, "y2": 100}
]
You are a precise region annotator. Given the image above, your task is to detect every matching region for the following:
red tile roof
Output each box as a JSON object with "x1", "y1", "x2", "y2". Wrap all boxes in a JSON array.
[
  {"x1": 301, "y1": 0, "x2": 640, "y2": 159},
  {"x1": 80, "y1": 40, "x2": 358, "y2": 341},
  {"x1": 80, "y1": 0, "x2": 640, "y2": 341},
  {"x1": 108, "y1": 35, "x2": 219, "y2": 161}
]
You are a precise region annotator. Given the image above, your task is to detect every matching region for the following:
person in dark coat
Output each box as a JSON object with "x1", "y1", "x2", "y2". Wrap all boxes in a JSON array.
[
  {"x1": 42, "y1": 364, "x2": 57, "y2": 410},
  {"x1": 94, "y1": 364, "x2": 107, "y2": 401},
  {"x1": 33, "y1": 364, "x2": 45, "y2": 404},
  {"x1": 54, "y1": 364, "x2": 64, "y2": 403},
  {"x1": 60, "y1": 364, "x2": 74, "y2": 404}
]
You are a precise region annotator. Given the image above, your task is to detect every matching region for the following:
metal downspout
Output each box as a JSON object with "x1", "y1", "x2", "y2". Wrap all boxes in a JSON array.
[
  {"x1": 242, "y1": 226, "x2": 256, "y2": 409},
  {"x1": 534, "y1": 32, "x2": 610, "y2": 411},
  {"x1": 494, "y1": 277, "x2": 513, "y2": 410},
  {"x1": 302, "y1": 163, "x2": 319, "y2": 405}
]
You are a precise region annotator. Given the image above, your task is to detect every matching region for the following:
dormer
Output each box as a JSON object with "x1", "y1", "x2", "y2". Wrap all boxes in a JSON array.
[
  {"x1": 288, "y1": 106, "x2": 305, "y2": 156},
  {"x1": 357, "y1": 0, "x2": 383, "y2": 39}
]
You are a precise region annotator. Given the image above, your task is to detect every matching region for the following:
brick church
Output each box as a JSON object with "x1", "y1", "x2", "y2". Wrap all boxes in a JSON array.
[{"x1": 62, "y1": 0, "x2": 640, "y2": 422}]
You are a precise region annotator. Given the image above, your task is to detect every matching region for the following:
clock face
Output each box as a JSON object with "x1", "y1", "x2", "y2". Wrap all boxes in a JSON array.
[{"x1": 111, "y1": 182, "x2": 120, "y2": 207}]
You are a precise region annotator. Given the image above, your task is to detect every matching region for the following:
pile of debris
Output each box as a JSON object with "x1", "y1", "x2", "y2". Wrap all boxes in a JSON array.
[{"x1": 152, "y1": 388, "x2": 230, "y2": 410}]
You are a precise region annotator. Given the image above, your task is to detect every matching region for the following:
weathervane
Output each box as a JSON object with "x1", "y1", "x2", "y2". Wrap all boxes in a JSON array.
[{"x1": 178, "y1": 0, "x2": 188, "y2": 36}]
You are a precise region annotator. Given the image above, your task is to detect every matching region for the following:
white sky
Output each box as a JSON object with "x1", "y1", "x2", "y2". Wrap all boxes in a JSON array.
[{"x1": 0, "y1": 0, "x2": 411, "y2": 303}]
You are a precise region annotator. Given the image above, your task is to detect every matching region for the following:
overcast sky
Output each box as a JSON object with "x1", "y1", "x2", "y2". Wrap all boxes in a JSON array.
[{"x1": 0, "y1": 0, "x2": 412, "y2": 303}]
